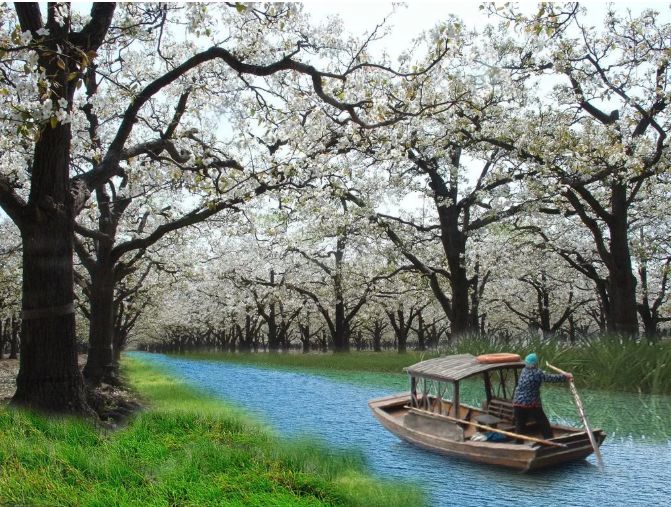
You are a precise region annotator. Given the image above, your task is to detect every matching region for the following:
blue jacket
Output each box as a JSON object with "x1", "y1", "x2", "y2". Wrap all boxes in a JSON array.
[{"x1": 513, "y1": 365, "x2": 565, "y2": 407}]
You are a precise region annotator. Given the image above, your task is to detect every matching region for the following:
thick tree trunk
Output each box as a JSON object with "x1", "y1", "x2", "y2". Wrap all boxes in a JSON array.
[
  {"x1": 607, "y1": 184, "x2": 638, "y2": 336},
  {"x1": 435, "y1": 198, "x2": 472, "y2": 337},
  {"x1": 449, "y1": 265, "x2": 470, "y2": 337},
  {"x1": 333, "y1": 300, "x2": 349, "y2": 352},
  {"x1": 10, "y1": 4, "x2": 103, "y2": 413},
  {"x1": 14, "y1": 219, "x2": 88, "y2": 413},
  {"x1": 83, "y1": 264, "x2": 117, "y2": 385},
  {"x1": 435, "y1": 147, "x2": 476, "y2": 338},
  {"x1": 397, "y1": 333, "x2": 407, "y2": 353}
]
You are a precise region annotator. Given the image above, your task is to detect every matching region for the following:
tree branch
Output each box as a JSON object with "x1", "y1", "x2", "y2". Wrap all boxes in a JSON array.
[{"x1": 0, "y1": 175, "x2": 28, "y2": 228}]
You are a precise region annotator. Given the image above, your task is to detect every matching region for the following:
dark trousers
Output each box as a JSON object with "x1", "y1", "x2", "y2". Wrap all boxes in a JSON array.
[{"x1": 514, "y1": 406, "x2": 553, "y2": 439}]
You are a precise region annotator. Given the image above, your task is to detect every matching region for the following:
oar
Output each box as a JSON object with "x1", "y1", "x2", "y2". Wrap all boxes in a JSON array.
[
  {"x1": 406, "y1": 406, "x2": 567, "y2": 448},
  {"x1": 547, "y1": 362, "x2": 604, "y2": 468}
]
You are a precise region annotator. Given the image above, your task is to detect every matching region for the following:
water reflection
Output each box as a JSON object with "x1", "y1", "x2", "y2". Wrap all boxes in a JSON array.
[
  {"x1": 314, "y1": 368, "x2": 671, "y2": 442},
  {"x1": 132, "y1": 353, "x2": 671, "y2": 506}
]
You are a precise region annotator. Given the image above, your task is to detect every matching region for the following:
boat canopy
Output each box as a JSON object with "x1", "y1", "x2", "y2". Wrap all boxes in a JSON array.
[{"x1": 404, "y1": 354, "x2": 525, "y2": 382}]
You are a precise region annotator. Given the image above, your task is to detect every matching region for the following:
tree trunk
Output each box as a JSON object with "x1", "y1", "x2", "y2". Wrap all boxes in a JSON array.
[
  {"x1": 435, "y1": 147, "x2": 474, "y2": 337},
  {"x1": 637, "y1": 304, "x2": 658, "y2": 342},
  {"x1": 264, "y1": 271, "x2": 281, "y2": 352},
  {"x1": 332, "y1": 235, "x2": 349, "y2": 352},
  {"x1": 372, "y1": 319, "x2": 383, "y2": 352},
  {"x1": 416, "y1": 312, "x2": 426, "y2": 351},
  {"x1": 320, "y1": 329, "x2": 329, "y2": 352},
  {"x1": 607, "y1": 183, "x2": 638, "y2": 336},
  {"x1": 113, "y1": 339, "x2": 122, "y2": 363},
  {"x1": 299, "y1": 323, "x2": 311, "y2": 353},
  {"x1": 10, "y1": 5, "x2": 94, "y2": 413},
  {"x1": 436, "y1": 190, "x2": 471, "y2": 337},
  {"x1": 235, "y1": 324, "x2": 250, "y2": 352},
  {"x1": 0, "y1": 318, "x2": 5, "y2": 359},
  {"x1": 83, "y1": 263, "x2": 117, "y2": 385},
  {"x1": 14, "y1": 218, "x2": 88, "y2": 413},
  {"x1": 538, "y1": 273, "x2": 551, "y2": 336},
  {"x1": 468, "y1": 260, "x2": 485, "y2": 333},
  {"x1": 449, "y1": 266, "x2": 470, "y2": 337},
  {"x1": 333, "y1": 299, "x2": 349, "y2": 352},
  {"x1": 267, "y1": 302, "x2": 279, "y2": 352},
  {"x1": 387, "y1": 308, "x2": 412, "y2": 354},
  {"x1": 9, "y1": 314, "x2": 19, "y2": 359},
  {"x1": 637, "y1": 262, "x2": 657, "y2": 341}
]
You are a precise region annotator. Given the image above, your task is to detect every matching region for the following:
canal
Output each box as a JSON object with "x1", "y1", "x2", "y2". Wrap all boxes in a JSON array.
[{"x1": 133, "y1": 353, "x2": 671, "y2": 506}]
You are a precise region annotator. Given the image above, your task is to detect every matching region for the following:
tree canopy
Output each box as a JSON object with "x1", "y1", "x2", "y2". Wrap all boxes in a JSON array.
[{"x1": 1, "y1": 2, "x2": 670, "y2": 413}]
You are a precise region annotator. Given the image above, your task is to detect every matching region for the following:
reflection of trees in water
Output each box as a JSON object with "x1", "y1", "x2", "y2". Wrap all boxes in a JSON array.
[
  {"x1": 322, "y1": 370, "x2": 671, "y2": 442},
  {"x1": 457, "y1": 378, "x2": 671, "y2": 442},
  {"x1": 550, "y1": 390, "x2": 671, "y2": 442}
]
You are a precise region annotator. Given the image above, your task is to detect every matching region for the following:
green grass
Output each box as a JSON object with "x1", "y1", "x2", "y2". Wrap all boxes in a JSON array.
[
  {"x1": 0, "y1": 359, "x2": 424, "y2": 507},
  {"x1": 181, "y1": 350, "x2": 437, "y2": 375},
  {"x1": 181, "y1": 336, "x2": 671, "y2": 394}
]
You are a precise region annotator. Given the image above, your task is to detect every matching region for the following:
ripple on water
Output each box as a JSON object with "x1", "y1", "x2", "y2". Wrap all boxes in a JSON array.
[{"x1": 132, "y1": 353, "x2": 671, "y2": 507}]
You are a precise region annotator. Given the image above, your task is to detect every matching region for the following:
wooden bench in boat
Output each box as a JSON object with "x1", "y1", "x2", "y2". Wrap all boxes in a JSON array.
[
  {"x1": 485, "y1": 398, "x2": 514, "y2": 421},
  {"x1": 483, "y1": 398, "x2": 566, "y2": 435},
  {"x1": 481, "y1": 398, "x2": 516, "y2": 431}
]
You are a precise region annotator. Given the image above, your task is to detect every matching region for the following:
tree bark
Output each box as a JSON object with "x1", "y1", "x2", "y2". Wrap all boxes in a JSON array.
[
  {"x1": 299, "y1": 322, "x2": 311, "y2": 353},
  {"x1": 607, "y1": 182, "x2": 638, "y2": 336},
  {"x1": 8, "y1": 2, "x2": 115, "y2": 414},
  {"x1": 12, "y1": 87, "x2": 89, "y2": 412},
  {"x1": 9, "y1": 314, "x2": 20, "y2": 359},
  {"x1": 372, "y1": 319, "x2": 383, "y2": 352},
  {"x1": 82, "y1": 262, "x2": 117, "y2": 385},
  {"x1": 416, "y1": 312, "x2": 426, "y2": 351},
  {"x1": 14, "y1": 216, "x2": 88, "y2": 412},
  {"x1": 333, "y1": 235, "x2": 350, "y2": 352}
]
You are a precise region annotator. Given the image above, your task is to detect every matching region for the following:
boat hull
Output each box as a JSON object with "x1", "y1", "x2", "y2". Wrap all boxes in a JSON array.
[{"x1": 369, "y1": 393, "x2": 606, "y2": 472}]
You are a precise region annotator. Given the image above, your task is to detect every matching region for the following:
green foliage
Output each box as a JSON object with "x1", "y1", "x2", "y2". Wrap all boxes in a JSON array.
[
  {"x1": 0, "y1": 360, "x2": 424, "y2": 507},
  {"x1": 437, "y1": 334, "x2": 671, "y2": 394}
]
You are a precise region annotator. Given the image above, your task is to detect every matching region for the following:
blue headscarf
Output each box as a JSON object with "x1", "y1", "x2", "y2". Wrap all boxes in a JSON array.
[{"x1": 525, "y1": 353, "x2": 538, "y2": 366}]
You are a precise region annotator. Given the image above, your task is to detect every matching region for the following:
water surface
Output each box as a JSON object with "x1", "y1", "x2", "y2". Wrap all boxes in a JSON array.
[{"x1": 132, "y1": 353, "x2": 671, "y2": 506}]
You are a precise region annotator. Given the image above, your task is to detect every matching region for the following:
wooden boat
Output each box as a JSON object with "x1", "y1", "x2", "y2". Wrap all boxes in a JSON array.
[{"x1": 368, "y1": 354, "x2": 606, "y2": 472}]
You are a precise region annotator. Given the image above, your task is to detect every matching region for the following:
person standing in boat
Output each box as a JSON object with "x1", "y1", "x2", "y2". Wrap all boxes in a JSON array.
[{"x1": 512, "y1": 353, "x2": 572, "y2": 440}]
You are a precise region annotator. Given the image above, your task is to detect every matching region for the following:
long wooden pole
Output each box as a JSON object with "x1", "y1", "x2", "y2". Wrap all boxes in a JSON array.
[
  {"x1": 546, "y1": 363, "x2": 604, "y2": 467},
  {"x1": 406, "y1": 406, "x2": 567, "y2": 448}
]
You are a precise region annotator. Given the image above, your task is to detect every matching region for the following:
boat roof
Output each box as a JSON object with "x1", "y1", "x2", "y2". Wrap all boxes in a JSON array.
[{"x1": 404, "y1": 354, "x2": 525, "y2": 382}]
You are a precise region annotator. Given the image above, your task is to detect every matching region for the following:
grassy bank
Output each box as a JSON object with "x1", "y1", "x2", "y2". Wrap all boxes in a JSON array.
[
  {"x1": 180, "y1": 336, "x2": 671, "y2": 394},
  {"x1": 182, "y1": 350, "x2": 435, "y2": 375},
  {"x1": 0, "y1": 360, "x2": 424, "y2": 507}
]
